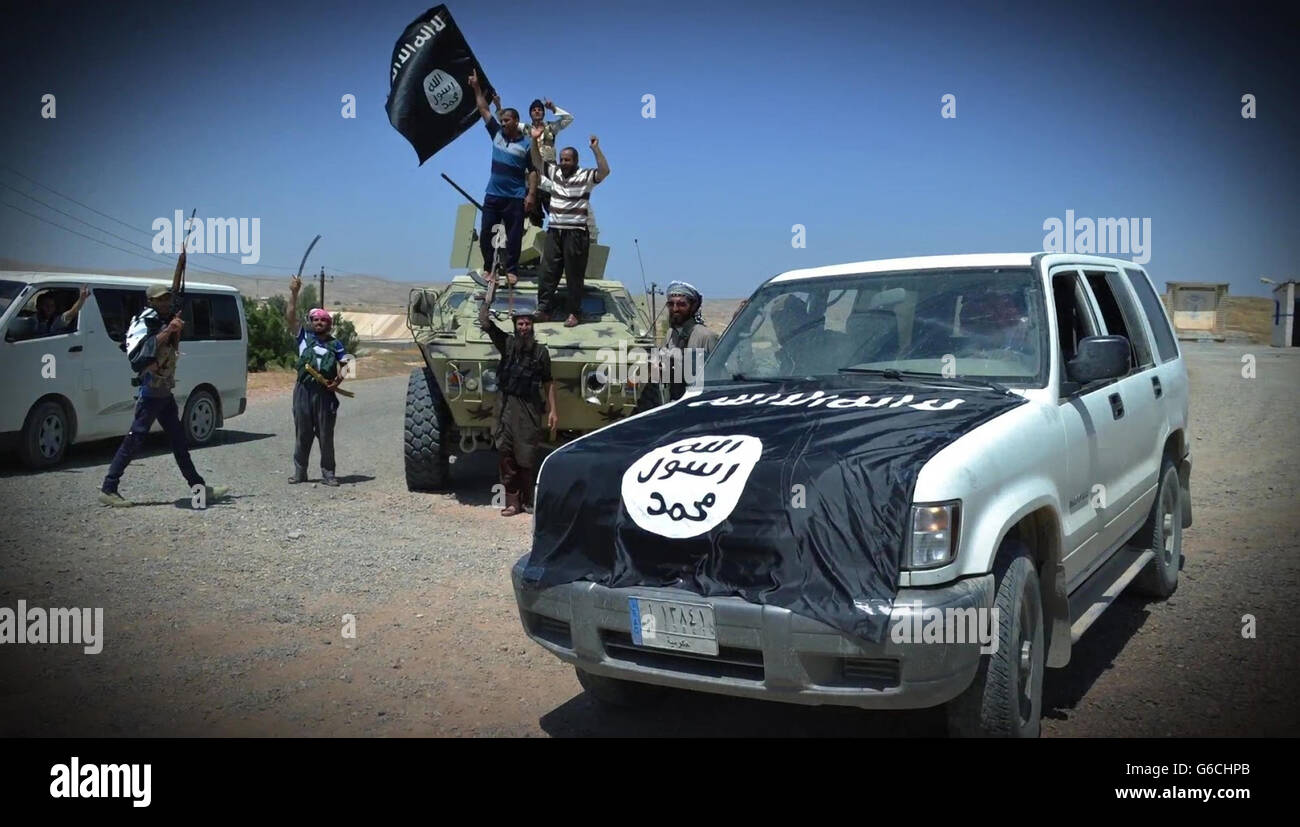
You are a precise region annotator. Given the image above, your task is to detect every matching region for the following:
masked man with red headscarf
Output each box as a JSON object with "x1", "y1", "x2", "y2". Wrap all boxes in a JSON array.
[{"x1": 287, "y1": 276, "x2": 351, "y2": 486}]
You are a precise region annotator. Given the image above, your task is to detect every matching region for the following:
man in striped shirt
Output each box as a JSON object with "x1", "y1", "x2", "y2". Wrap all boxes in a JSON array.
[
  {"x1": 468, "y1": 71, "x2": 537, "y2": 286},
  {"x1": 529, "y1": 129, "x2": 610, "y2": 327}
]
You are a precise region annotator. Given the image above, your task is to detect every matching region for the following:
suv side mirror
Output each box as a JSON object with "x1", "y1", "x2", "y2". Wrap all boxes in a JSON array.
[{"x1": 1066, "y1": 335, "x2": 1130, "y2": 386}]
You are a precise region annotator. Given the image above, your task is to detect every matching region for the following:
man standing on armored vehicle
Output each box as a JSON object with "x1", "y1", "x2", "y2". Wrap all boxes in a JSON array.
[
  {"x1": 530, "y1": 130, "x2": 610, "y2": 327},
  {"x1": 468, "y1": 70, "x2": 537, "y2": 286},
  {"x1": 478, "y1": 284, "x2": 557, "y2": 517},
  {"x1": 524, "y1": 97, "x2": 573, "y2": 227}
]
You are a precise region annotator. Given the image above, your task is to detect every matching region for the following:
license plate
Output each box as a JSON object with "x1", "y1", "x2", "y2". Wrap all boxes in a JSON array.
[{"x1": 628, "y1": 597, "x2": 718, "y2": 656}]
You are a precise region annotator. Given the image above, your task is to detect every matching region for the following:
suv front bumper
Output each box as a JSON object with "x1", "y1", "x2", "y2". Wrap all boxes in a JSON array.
[{"x1": 512, "y1": 557, "x2": 994, "y2": 710}]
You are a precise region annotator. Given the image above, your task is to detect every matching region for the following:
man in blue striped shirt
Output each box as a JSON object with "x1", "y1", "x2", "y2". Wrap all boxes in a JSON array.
[{"x1": 468, "y1": 71, "x2": 536, "y2": 286}]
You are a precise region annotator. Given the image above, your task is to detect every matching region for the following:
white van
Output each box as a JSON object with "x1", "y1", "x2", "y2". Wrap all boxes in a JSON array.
[{"x1": 0, "y1": 272, "x2": 249, "y2": 468}]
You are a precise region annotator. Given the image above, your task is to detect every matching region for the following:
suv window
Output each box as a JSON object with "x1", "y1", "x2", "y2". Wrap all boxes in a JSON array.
[
  {"x1": 1124, "y1": 267, "x2": 1178, "y2": 362},
  {"x1": 1084, "y1": 270, "x2": 1153, "y2": 371}
]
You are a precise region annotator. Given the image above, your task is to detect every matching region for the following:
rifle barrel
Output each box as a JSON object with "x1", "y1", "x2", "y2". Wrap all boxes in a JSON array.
[{"x1": 440, "y1": 173, "x2": 483, "y2": 211}]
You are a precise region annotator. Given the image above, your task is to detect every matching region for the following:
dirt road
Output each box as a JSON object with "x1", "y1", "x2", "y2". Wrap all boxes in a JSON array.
[{"x1": 0, "y1": 343, "x2": 1296, "y2": 736}]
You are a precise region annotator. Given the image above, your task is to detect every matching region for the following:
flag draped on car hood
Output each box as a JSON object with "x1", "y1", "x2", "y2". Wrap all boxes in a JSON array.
[
  {"x1": 522, "y1": 379, "x2": 1027, "y2": 642},
  {"x1": 385, "y1": 5, "x2": 492, "y2": 164}
]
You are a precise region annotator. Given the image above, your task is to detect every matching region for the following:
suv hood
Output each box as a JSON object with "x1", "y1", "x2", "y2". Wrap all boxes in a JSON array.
[{"x1": 524, "y1": 377, "x2": 1027, "y2": 642}]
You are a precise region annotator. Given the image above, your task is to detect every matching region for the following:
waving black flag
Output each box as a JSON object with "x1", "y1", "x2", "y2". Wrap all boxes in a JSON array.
[{"x1": 385, "y1": 5, "x2": 493, "y2": 165}]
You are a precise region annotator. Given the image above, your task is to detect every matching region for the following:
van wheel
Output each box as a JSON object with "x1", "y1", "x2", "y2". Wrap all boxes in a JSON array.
[
  {"x1": 946, "y1": 548, "x2": 1044, "y2": 738},
  {"x1": 183, "y1": 389, "x2": 219, "y2": 446},
  {"x1": 404, "y1": 368, "x2": 452, "y2": 490},
  {"x1": 1129, "y1": 459, "x2": 1182, "y2": 599},
  {"x1": 575, "y1": 666, "x2": 668, "y2": 709},
  {"x1": 19, "y1": 400, "x2": 70, "y2": 469}
]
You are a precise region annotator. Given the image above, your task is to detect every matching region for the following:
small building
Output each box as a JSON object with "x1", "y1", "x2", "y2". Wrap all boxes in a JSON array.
[
  {"x1": 1270, "y1": 280, "x2": 1298, "y2": 348},
  {"x1": 1164, "y1": 282, "x2": 1229, "y2": 341}
]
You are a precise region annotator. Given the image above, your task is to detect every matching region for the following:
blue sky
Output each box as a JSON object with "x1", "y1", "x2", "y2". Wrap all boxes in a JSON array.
[{"x1": 0, "y1": 0, "x2": 1295, "y2": 298}]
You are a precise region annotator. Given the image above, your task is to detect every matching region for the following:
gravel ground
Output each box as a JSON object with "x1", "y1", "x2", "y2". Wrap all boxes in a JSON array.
[{"x1": 0, "y1": 343, "x2": 1297, "y2": 737}]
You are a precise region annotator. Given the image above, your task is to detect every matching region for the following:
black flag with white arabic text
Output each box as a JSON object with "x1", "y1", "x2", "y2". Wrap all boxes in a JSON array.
[{"x1": 385, "y1": 5, "x2": 493, "y2": 164}]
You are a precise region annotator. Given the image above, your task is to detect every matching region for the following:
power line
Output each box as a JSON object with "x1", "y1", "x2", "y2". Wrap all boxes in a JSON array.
[
  {"x1": 1, "y1": 164, "x2": 155, "y2": 239},
  {"x1": 0, "y1": 165, "x2": 308, "y2": 272},
  {"x1": 0, "y1": 197, "x2": 245, "y2": 279}
]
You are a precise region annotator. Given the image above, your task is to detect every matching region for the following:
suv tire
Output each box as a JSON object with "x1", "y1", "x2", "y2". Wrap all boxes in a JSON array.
[
  {"x1": 1129, "y1": 458, "x2": 1182, "y2": 599},
  {"x1": 947, "y1": 546, "x2": 1045, "y2": 738}
]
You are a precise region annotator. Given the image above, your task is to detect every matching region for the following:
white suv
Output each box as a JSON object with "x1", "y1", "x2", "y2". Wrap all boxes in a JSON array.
[
  {"x1": 0, "y1": 272, "x2": 249, "y2": 468},
  {"x1": 513, "y1": 253, "x2": 1191, "y2": 737}
]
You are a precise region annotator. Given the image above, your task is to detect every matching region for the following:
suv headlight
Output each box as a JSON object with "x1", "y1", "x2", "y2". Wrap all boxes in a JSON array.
[
  {"x1": 482, "y1": 369, "x2": 498, "y2": 393},
  {"x1": 907, "y1": 502, "x2": 960, "y2": 569}
]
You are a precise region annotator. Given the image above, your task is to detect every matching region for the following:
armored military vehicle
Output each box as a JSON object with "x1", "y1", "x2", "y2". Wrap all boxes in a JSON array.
[{"x1": 404, "y1": 203, "x2": 662, "y2": 490}]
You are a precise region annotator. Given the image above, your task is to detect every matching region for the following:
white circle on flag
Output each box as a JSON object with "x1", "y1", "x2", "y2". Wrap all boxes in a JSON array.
[
  {"x1": 621, "y1": 434, "x2": 763, "y2": 539},
  {"x1": 424, "y1": 69, "x2": 463, "y2": 114}
]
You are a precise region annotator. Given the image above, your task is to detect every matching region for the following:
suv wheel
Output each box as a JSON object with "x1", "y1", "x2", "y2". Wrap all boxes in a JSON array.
[
  {"x1": 1129, "y1": 458, "x2": 1182, "y2": 599},
  {"x1": 404, "y1": 368, "x2": 452, "y2": 490},
  {"x1": 947, "y1": 547, "x2": 1045, "y2": 737},
  {"x1": 575, "y1": 666, "x2": 668, "y2": 709},
  {"x1": 18, "y1": 400, "x2": 70, "y2": 469}
]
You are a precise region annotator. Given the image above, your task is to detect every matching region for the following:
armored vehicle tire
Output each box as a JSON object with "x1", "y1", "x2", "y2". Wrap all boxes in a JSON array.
[
  {"x1": 1128, "y1": 459, "x2": 1182, "y2": 599},
  {"x1": 405, "y1": 368, "x2": 452, "y2": 491},
  {"x1": 946, "y1": 546, "x2": 1044, "y2": 738},
  {"x1": 574, "y1": 666, "x2": 668, "y2": 709}
]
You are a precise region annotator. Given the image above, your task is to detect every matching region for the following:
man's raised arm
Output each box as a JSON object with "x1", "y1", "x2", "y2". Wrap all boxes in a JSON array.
[
  {"x1": 287, "y1": 275, "x2": 302, "y2": 333},
  {"x1": 467, "y1": 70, "x2": 493, "y2": 127},
  {"x1": 590, "y1": 135, "x2": 610, "y2": 183}
]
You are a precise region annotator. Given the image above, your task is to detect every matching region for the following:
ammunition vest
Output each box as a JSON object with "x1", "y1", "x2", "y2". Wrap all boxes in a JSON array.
[
  {"x1": 297, "y1": 335, "x2": 340, "y2": 385},
  {"x1": 499, "y1": 336, "x2": 546, "y2": 402}
]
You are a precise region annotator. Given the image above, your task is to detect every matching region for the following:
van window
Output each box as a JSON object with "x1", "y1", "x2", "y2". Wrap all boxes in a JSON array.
[
  {"x1": 210, "y1": 295, "x2": 242, "y2": 339},
  {"x1": 1124, "y1": 268, "x2": 1178, "y2": 362},
  {"x1": 94, "y1": 288, "x2": 147, "y2": 343},
  {"x1": 0, "y1": 280, "x2": 26, "y2": 315}
]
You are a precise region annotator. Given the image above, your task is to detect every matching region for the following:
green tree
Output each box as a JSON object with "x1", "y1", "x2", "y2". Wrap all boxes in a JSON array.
[
  {"x1": 332, "y1": 313, "x2": 360, "y2": 357},
  {"x1": 242, "y1": 294, "x2": 296, "y2": 372}
]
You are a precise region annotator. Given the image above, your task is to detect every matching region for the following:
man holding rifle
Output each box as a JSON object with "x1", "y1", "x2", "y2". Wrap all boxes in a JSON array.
[
  {"x1": 287, "y1": 275, "x2": 351, "y2": 486},
  {"x1": 98, "y1": 245, "x2": 228, "y2": 507}
]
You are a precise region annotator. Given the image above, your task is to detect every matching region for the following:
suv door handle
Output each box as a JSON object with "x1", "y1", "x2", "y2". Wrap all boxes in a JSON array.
[
  {"x1": 1109, "y1": 392, "x2": 1124, "y2": 420},
  {"x1": 1151, "y1": 376, "x2": 1162, "y2": 398},
  {"x1": 68, "y1": 345, "x2": 83, "y2": 353}
]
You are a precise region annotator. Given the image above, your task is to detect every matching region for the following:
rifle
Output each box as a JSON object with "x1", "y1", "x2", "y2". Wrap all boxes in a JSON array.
[{"x1": 303, "y1": 363, "x2": 355, "y2": 397}]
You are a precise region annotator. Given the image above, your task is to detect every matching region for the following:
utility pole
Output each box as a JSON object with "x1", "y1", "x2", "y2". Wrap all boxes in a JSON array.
[{"x1": 319, "y1": 266, "x2": 326, "y2": 308}]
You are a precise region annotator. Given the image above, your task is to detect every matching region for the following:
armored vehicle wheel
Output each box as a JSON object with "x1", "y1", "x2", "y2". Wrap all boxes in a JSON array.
[
  {"x1": 574, "y1": 666, "x2": 668, "y2": 709},
  {"x1": 946, "y1": 544, "x2": 1044, "y2": 738},
  {"x1": 405, "y1": 368, "x2": 452, "y2": 490}
]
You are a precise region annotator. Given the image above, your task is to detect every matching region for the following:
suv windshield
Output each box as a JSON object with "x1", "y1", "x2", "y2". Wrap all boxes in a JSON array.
[
  {"x1": 0, "y1": 280, "x2": 27, "y2": 316},
  {"x1": 706, "y1": 268, "x2": 1047, "y2": 386}
]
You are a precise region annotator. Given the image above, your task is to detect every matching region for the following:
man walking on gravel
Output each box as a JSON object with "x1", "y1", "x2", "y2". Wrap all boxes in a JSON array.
[
  {"x1": 287, "y1": 275, "x2": 351, "y2": 486},
  {"x1": 98, "y1": 278, "x2": 229, "y2": 507}
]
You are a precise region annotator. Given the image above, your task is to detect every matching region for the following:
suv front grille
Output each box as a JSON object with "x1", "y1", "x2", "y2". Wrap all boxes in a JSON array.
[{"x1": 601, "y1": 631, "x2": 765, "y2": 682}]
